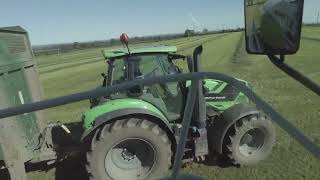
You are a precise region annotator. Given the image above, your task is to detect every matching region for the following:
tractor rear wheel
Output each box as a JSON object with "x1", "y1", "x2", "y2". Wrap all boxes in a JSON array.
[
  {"x1": 86, "y1": 118, "x2": 172, "y2": 180},
  {"x1": 224, "y1": 114, "x2": 275, "y2": 166}
]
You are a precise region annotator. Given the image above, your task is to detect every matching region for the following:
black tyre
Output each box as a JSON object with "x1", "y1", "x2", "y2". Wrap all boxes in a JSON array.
[
  {"x1": 224, "y1": 114, "x2": 275, "y2": 166},
  {"x1": 86, "y1": 118, "x2": 172, "y2": 180}
]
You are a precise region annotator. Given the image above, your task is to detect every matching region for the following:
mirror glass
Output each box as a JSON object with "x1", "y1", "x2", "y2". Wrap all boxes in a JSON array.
[{"x1": 245, "y1": 0, "x2": 304, "y2": 54}]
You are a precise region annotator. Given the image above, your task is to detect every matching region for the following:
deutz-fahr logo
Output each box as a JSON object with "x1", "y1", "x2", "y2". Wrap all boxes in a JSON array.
[{"x1": 205, "y1": 96, "x2": 227, "y2": 100}]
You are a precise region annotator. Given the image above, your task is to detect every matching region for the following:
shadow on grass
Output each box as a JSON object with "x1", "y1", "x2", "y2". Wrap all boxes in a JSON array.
[
  {"x1": 26, "y1": 121, "x2": 89, "y2": 180},
  {"x1": 53, "y1": 121, "x2": 89, "y2": 180},
  {"x1": 55, "y1": 156, "x2": 89, "y2": 180},
  {"x1": 204, "y1": 153, "x2": 240, "y2": 168},
  {"x1": 0, "y1": 168, "x2": 10, "y2": 180}
]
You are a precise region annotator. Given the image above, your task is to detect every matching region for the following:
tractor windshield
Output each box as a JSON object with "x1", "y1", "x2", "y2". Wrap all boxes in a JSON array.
[
  {"x1": 110, "y1": 54, "x2": 177, "y2": 85},
  {"x1": 109, "y1": 53, "x2": 183, "y2": 121}
]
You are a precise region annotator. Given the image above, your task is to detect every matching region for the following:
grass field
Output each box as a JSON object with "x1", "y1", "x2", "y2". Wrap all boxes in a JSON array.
[{"x1": 28, "y1": 27, "x2": 320, "y2": 180}]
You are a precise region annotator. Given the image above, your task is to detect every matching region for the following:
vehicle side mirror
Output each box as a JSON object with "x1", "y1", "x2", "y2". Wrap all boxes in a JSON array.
[{"x1": 244, "y1": 0, "x2": 304, "y2": 55}]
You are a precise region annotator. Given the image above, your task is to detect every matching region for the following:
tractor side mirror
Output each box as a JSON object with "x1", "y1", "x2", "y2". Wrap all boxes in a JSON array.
[{"x1": 244, "y1": 0, "x2": 304, "y2": 55}]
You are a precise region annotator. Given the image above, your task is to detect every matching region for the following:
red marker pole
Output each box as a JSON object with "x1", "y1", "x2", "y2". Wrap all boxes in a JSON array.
[{"x1": 120, "y1": 33, "x2": 130, "y2": 54}]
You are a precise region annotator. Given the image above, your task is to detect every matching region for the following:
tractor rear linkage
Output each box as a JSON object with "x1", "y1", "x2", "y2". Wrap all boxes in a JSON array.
[{"x1": 0, "y1": 69, "x2": 319, "y2": 179}]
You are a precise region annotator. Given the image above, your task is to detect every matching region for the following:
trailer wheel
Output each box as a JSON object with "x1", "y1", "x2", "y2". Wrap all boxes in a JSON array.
[
  {"x1": 224, "y1": 115, "x2": 275, "y2": 166},
  {"x1": 86, "y1": 118, "x2": 172, "y2": 180}
]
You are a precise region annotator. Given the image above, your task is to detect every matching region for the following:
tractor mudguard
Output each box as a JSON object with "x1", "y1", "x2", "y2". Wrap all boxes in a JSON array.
[
  {"x1": 81, "y1": 108, "x2": 173, "y2": 142},
  {"x1": 208, "y1": 103, "x2": 259, "y2": 154},
  {"x1": 81, "y1": 99, "x2": 174, "y2": 143}
]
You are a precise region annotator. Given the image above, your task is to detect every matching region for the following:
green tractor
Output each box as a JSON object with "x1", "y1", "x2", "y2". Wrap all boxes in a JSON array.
[{"x1": 81, "y1": 35, "x2": 276, "y2": 180}]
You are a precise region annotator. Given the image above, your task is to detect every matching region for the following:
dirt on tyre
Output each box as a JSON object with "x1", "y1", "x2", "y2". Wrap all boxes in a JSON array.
[
  {"x1": 86, "y1": 118, "x2": 172, "y2": 180},
  {"x1": 224, "y1": 114, "x2": 275, "y2": 166}
]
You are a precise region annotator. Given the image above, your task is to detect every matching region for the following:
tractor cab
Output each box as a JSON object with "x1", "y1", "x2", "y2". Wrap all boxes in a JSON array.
[
  {"x1": 102, "y1": 46, "x2": 182, "y2": 85},
  {"x1": 98, "y1": 46, "x2": 188, "y2": 121}
]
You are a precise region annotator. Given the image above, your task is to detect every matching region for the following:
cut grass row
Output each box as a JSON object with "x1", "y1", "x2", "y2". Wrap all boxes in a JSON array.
[{"x1": 301, "y1": 26, "x2": 320, "y2": 40}]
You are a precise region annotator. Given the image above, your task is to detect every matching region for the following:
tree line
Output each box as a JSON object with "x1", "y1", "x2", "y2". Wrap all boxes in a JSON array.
[{"x1": 33, "y1": 27, "x2": 244, "y2": 56}]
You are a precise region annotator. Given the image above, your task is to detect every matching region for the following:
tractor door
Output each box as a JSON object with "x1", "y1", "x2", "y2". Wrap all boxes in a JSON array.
[
  {"x1": 132, "y1": 54, "x2": 183, "y2": 121},
  {"x1": 156, "y1": 55, "x2": 184, "y2": 121},
  {"x1": 109, "y1": 54, "x2": 184, "y2": 121}
]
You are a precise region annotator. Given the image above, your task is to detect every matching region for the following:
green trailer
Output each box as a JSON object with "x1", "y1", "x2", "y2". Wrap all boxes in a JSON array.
[{"x1": 0, "y1": 27, "x2": 61, "y2": 180}]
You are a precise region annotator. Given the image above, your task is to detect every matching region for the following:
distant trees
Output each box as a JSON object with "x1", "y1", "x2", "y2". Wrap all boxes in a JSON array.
[
  {"x1": 73, "y1": 42, "x2": 80, "y2": 49},
  {"x1": 110, "y1": 38, "x2": 116, "y2": 45},
  {"x1": 304, "y1": 23, "x2": 320, "y2": 27},
  {"x1": 202, "y1": 28, "x2": 208, "y2": 33},
  {"x1": 133, "y1": 36, "x2": 139, "y2": 41},
  {"x1": 33, "y1": 27, "x2": 246, "y2": 56},
  {"x1": 92, "y1": 41, "x2": 99, "y2": 47},
  {"x1": 184, "y1": 29, "x2": 195, "y2": 37}
]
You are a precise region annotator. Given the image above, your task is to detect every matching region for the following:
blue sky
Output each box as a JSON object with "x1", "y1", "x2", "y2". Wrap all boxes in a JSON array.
[{"x1": 1, "y1": 0, "x2": 319, "y2": 45}]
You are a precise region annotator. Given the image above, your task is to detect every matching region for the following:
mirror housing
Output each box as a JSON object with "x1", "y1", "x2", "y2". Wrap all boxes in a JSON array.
[{"x1": 244, "y1": 0, "x2": 304, "y2": 55}]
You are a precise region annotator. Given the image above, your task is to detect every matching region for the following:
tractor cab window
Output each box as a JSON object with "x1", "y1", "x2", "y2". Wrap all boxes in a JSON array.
[
  {"x1": 111, "y1": 59, "x2": 127, "y2": 85},
  {"x1": 160, "y1": 56, "x2": 178, "y2": 75},
  {"x1": 111, "y1": 55, "x2": 163, "y2": 85},
  {"x1": 134, "y1": 55, "x2": 163, "y2": 79}
]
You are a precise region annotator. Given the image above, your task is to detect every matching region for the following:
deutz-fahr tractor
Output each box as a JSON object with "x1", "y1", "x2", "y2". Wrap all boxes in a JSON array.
[{"x1": 81, "y1": 34, "x2": 276, "y2": 180}]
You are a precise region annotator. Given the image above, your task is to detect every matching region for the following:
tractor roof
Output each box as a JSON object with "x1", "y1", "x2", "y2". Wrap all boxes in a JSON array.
[
  {"x1": 0, "y1": 26, "x2": 27, "y2": 33},
  {"x1": 102, "y1": 45, "x2": 177, "y2": 59}
]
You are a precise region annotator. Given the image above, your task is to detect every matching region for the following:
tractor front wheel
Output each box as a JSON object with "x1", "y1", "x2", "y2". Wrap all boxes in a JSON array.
[
  {"x1": 224, "y1": 115, "x2": 275, "y2": 166},
  {"x1": 86, "y1": 118, "x2": 172, "y2": 180}
]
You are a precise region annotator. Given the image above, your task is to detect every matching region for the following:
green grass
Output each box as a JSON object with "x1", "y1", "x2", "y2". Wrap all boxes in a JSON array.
[
  {"x1": 183, "y1": 29, "x2": 320, "y2": 180},
  {"x1": 28, "y1": 28, "x2": 320, "y2": 179},
  {"x1": 301, "y1": 26, "x2": 320, "y2": 40}
]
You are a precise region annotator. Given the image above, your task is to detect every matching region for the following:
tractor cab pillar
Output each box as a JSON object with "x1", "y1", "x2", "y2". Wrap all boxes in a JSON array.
[{"x1": 191, "y1": 46, "x2": 207, "y2": 129}]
